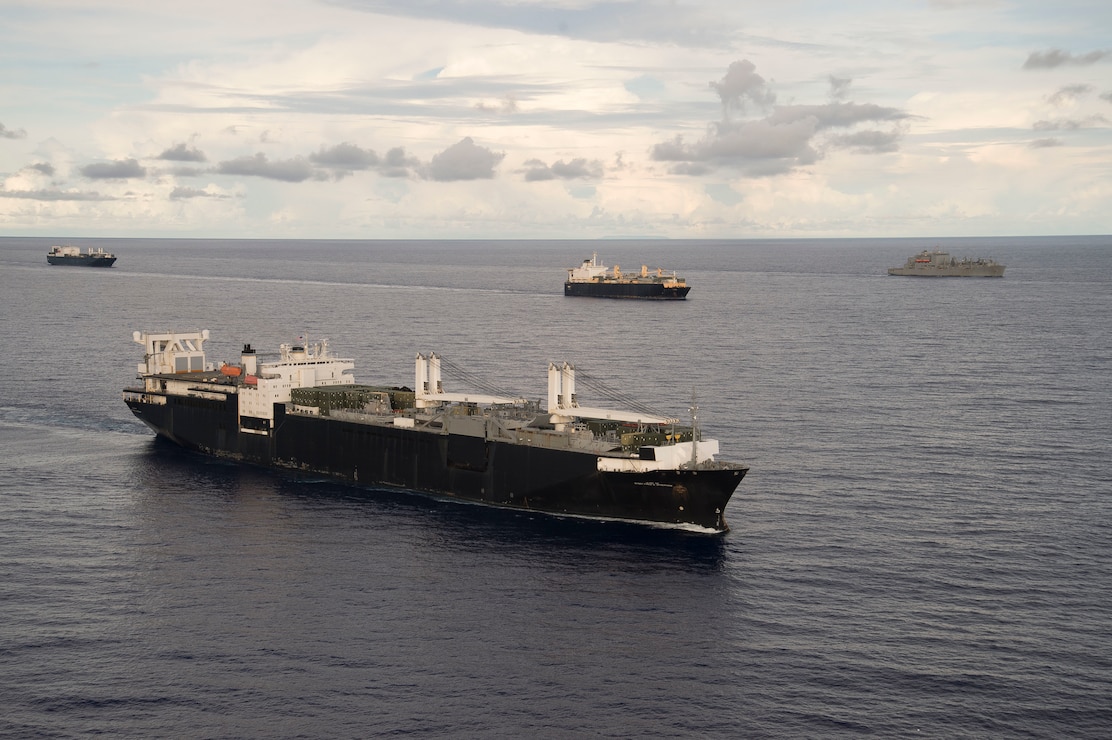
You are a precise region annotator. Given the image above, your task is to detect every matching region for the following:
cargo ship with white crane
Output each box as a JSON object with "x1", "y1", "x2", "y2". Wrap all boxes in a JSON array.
[
  {"x1": 47, "y1": 245, "x2": 117, "y2": 267},
  {"x1": 123, "y1": 330, "x2": 747, "y2": 531},
  {"x1": 564, "y1": 254, "x2": 691, "y2": 299}
]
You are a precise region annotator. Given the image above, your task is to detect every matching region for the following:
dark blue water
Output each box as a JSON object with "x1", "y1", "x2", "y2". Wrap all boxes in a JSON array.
[{"x1": 1, "y1": 236, "x2": 1110, "y2": 738}]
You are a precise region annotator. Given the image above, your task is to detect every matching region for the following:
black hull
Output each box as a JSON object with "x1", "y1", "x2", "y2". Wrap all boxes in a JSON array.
[
  {"x1": 125, "y1": 393, "x2": 744, "y2": 531},
  {"x1": 564, "y1": 282, "x2": 690, "y2": 299},
  {"x1": 47, "y1": 256, "x2": 116, "y2": 267}
]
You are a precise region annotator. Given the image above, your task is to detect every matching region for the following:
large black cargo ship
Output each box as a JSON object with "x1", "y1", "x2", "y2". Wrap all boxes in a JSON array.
[
  {"x1": 564, "y1": 254, "x2": 691, "y2": 299},
  {"x1": 123, "y1": 331, "x2": 747, "y2": 531},
  {"x1": 47, "y1": 245, "x2": 117, "y2": 267}
]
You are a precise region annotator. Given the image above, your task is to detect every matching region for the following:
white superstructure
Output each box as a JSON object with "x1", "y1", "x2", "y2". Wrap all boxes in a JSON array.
[
  {"x1": 134, "y1": 329, "x2": 211, "y2": 374},
  {"x1": 566, "y1": 253, "x2": 610, "y2": 282},
  {"x1": 132, "y1": 330, "x2": 355, "y2": 425},
  {"x1": 239, "y1": 339, "x2": 355, "y2": 422}
]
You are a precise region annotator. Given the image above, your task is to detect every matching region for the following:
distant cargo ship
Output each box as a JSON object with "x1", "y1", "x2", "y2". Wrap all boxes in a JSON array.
[
  {"x1": 888, "y1": 250, "x2": 1004, "y2": 277},
  {"x1": 565, "y1": 254, "x2": 691, "y2": 299},
  {"x1": 47, "y1": 245, "x2": 117, "y2": 267}
]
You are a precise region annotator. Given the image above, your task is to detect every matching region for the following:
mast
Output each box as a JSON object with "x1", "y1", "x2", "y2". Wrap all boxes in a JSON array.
[{"x1": 689, "y1": 389, "x2": 699, "y2": 467}]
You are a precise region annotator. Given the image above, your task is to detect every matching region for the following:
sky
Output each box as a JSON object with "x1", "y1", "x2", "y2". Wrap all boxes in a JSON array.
[{"x1": 1, "y1": 0, "x2": 1111, "y2": 239}]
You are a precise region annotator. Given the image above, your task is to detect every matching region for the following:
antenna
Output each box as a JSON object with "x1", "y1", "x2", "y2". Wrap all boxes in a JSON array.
[{"x1": 689, "y1": 387, "x2": 699, "y2": 468}]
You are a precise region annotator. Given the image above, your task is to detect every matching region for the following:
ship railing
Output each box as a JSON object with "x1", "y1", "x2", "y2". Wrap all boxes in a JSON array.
[{"x1": 122, "y1": 389, "x2": 167, "y2": 406}]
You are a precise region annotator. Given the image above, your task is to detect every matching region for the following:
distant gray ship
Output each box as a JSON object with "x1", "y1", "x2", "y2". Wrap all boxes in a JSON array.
[{"x1": 888, "y1": 249, "x2": 1004, "y2": 277}]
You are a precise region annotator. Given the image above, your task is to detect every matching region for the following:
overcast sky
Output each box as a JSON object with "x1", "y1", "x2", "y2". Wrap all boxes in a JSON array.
[{"x1": 2, "y1": 0, "x2": 1110, "y2": 239}]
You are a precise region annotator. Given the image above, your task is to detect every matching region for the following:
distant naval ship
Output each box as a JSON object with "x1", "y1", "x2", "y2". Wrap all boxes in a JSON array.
[{"x1": 888, "y1": 250, "x2": 1004, "y2": 277}]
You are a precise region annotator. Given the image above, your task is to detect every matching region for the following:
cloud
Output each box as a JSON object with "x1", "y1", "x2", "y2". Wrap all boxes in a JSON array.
[
  {"x1": 166, "y1": 166, "x2": 208, "y2": 177},
  {"x1": 1047, "y1": 84, "x2": 1094, "y2": 106},
  {"x1": 310, "y1": 142, "x2": 379, "y2": 179},
  {"x1": 826, "y1": 129, "x2": 902, "y2": 154},
  {"x1": 217, "y1": 153, "x2": 316, "y2": 182},
  {"x1": 379, "y1": 147, "x2": 420, "y2": 178},
  {"x1": 1029, "y1": 138, "x2": 1063, "y2": 149},
  {"x1": 332, "y1": 0, "x2": 734, "y2": 48},
  {"x1": 666, "y1": 161, "x2": 712, "y2": 176},
  {"x1": 308, "y1": 143, "x2": 420, "y2": 179},
  {"x1": 29, "y1": 162, "x2": 55, "y2": 176},
  {"x1": 1023, "y1": 49, "x2": 1111, "y2": 69},
  {"x1": 426, "y1": 137, "x2": 504, "y2": 181},
  {"x1": 710, "y1": 60, "x2": 775, "y2": 118},
  {"x1": 652, "y1": 63, "x2": 909, "y2": 176},
  {"x1": 767, "y1": 102, "x2": 909, "y2": 130},
  {"x1": 522, "y1": 160, "x2": 555, "y2": 181},
  {"x1": 81, "y1": 158, "x2": 147, "y2": 179},
  {"x1": 1, "y1": 122, "x2": 27, "y2": 139},
  {"x1": 159, "y1": 143, "x2": 207, "y2": 162},
  {"x1": 310, "y1": 142, "x2": 380, "y2": 170},
  {"x1": 1032, "y1": 115, "x2": 1110, "y2": 131},
  {"x1": 0, "y1": 188, "x2": 116, "y2": 201},
  {"x1": 829, "y1": 76, "x2": 852, "y2": 101},
  {"x1": 522, "y1": 157, "x2": 603, "y2": 182},
  {"x1": 475, "y1": 95, "x2": 518, "y2": 114},
  {"x1": 169, "y1": 186, "x2": 233, "y2": 200}
]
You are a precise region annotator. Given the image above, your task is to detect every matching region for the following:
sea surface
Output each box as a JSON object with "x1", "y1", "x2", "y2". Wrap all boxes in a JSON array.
[{"x1": 1, "y1": 235, "x2": 1110, "y2": 738}]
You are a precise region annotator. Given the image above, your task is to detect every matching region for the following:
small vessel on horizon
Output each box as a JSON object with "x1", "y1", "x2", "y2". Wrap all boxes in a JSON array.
[
  {"x1": 47, "y1": 245, "x2": 117, "y2": 267},
  {"x1": 564, "y1": 253, "x2": 691, "y2": 299},
  {"x1": 888, "y1": 249, "x2": 1004, "y2": 277}
]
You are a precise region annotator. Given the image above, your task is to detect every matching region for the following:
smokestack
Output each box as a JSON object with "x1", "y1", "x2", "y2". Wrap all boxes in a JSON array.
[{"x1": 241, "y1": 344, "x2": 257, "y2": 375}]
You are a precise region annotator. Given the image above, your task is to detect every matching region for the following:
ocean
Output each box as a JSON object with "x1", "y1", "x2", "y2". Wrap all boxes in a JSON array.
[{"x1": 1, "y1": 235, "x2": 1109, "y2": 738}]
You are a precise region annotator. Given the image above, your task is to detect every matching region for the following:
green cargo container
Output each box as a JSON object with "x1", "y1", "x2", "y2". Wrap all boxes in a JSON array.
[{"x1": 290, "y1": 385, "x2": 415, "y2": 415}]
